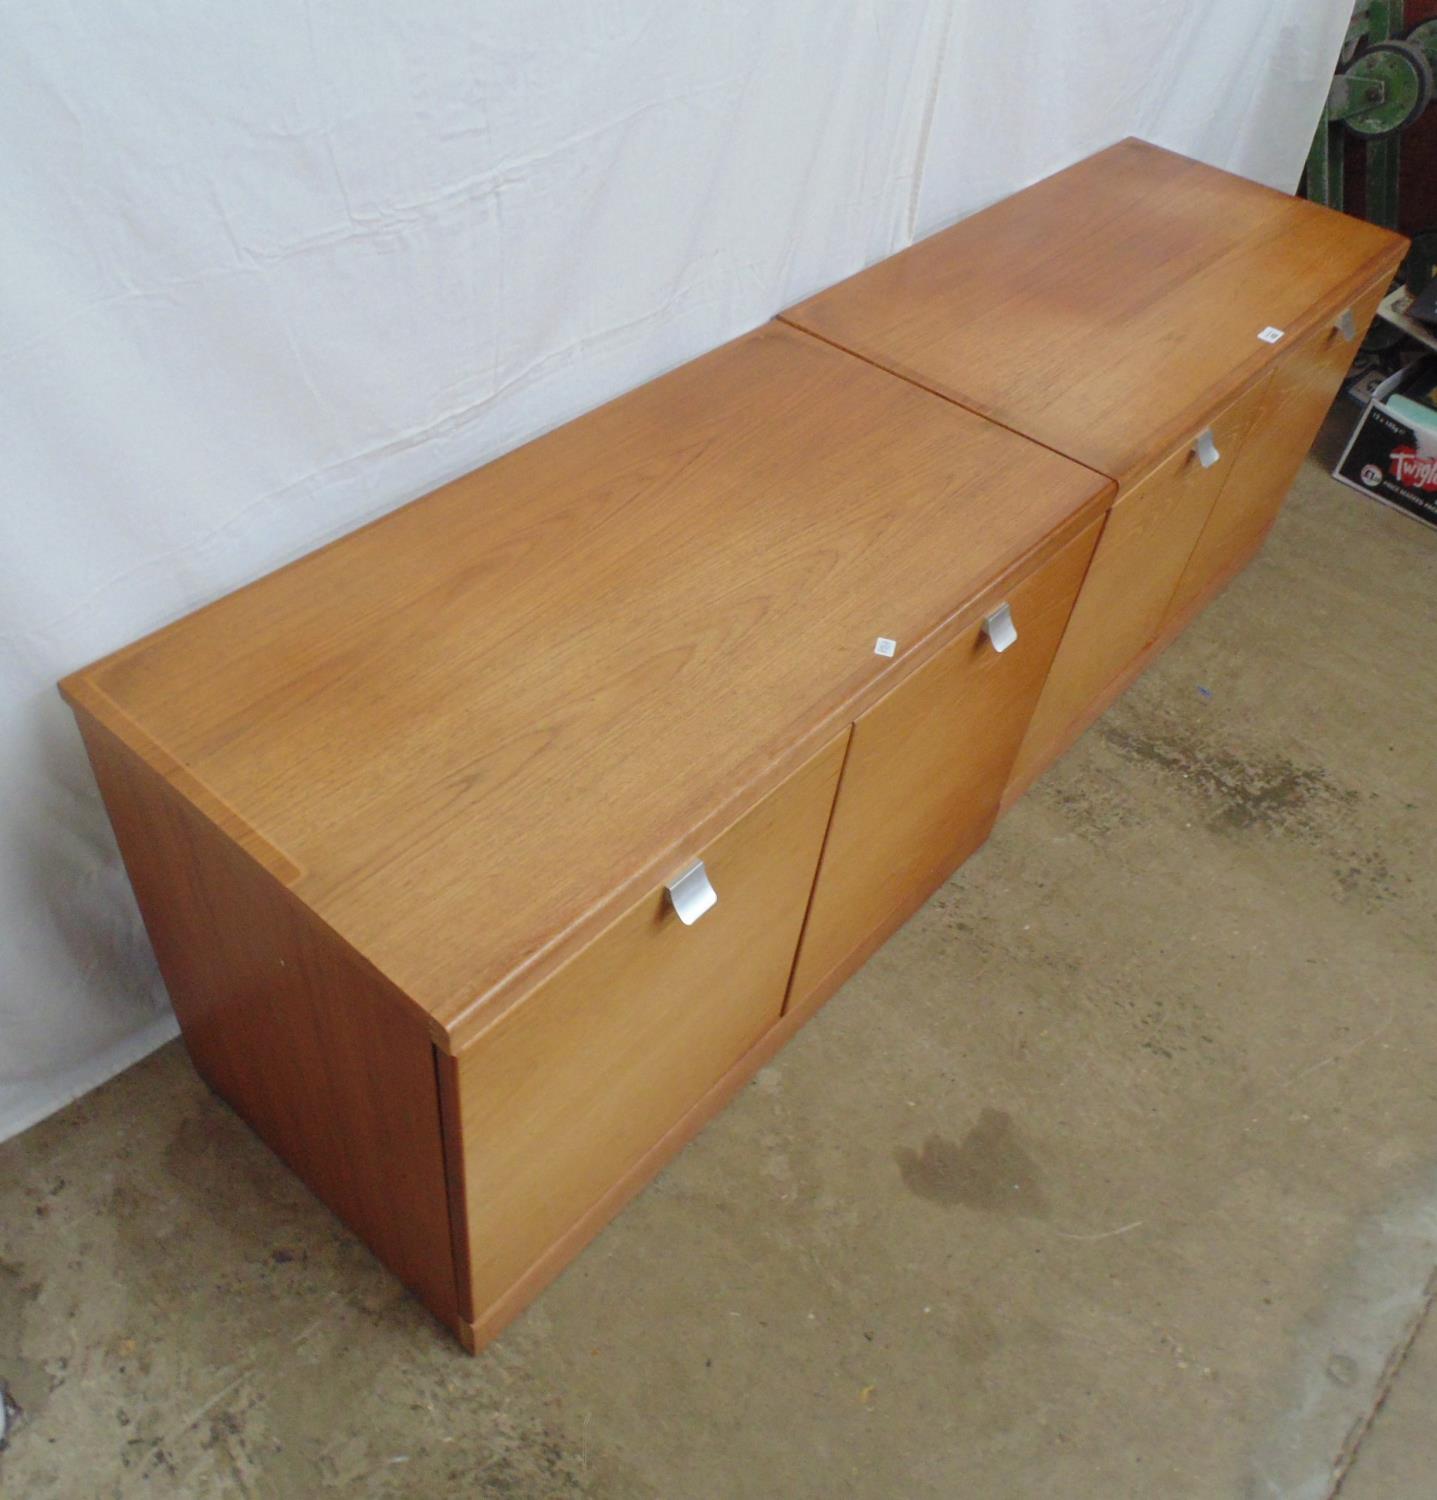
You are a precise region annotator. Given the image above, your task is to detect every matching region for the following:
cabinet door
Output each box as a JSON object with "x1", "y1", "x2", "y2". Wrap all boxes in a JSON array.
[
  {"x1": 1004, "y1": 382, "x2": 1268, "y2": 801},
  {"x1": 1166, "y1": 277, "x2": 1388, "y2": 626},
  {"x1": 788, "y1": 521, "x2": 1100, "y2": 1007},
  {"x1": 445, "y1": 729, "x2": 847, "y2": 1326}
]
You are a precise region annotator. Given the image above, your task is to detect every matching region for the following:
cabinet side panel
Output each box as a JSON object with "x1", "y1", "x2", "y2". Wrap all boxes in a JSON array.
[{"x1": 73, "y1": 707, "x2": 459, "y2": 1330}]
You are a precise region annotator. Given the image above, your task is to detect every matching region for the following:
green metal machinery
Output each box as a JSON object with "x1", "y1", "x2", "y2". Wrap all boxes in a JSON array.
[{"x1": 1306, "y1": 0, "x2": 1436, "y2": 227}]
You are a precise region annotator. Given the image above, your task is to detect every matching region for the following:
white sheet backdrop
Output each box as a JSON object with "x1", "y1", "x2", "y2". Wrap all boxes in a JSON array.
[{"x1": 0, "y1": 2, "x2": 1351, "y2": 1141}]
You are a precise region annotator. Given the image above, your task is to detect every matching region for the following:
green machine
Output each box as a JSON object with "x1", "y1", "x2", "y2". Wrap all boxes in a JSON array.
[{"x1": 1305, "y1": 0, "x2": 1437, "y2": 227}]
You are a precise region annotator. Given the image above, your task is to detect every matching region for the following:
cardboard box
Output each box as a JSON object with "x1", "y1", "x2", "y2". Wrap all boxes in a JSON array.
[{"x1": 1334, "y1": 363, "x2": 1437, "y2": 531}]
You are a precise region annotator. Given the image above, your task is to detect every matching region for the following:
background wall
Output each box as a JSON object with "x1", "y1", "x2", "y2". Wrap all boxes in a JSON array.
[{"x1": 0, "y1": 1, "x2": 1353, "y2": 1141}]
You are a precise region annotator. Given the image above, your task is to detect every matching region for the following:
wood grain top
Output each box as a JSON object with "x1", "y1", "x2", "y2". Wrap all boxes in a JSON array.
[
  {"x1": 62, "y1": 322, "x2": 1111, "y2": 1051},
  {"x1": 782, "y1": 138, "x2": 1406, "y2": 488}
]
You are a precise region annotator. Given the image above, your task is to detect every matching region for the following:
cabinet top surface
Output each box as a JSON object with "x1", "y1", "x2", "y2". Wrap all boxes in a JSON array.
[
  {"x1": 782, "y1": 138, "x2": 1406, "y2": 488},
  {"x1": 64, "y1": 322, "x2": 1110, "y2": 1048}
]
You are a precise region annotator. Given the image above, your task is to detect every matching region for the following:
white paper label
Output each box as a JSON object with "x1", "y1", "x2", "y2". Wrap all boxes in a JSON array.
[
  {"x1": 873, "y1": 636, "x2": 897, "y2": 657},
  {"x1": 1258, "y1": 326, "x2": 1285, "y2": 344}
]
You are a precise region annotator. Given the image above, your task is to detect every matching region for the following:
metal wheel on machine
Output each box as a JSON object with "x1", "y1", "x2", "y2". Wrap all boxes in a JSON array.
[
  {"x1": 1341, "y1": 39, "x2": 1434, "y2": 138},
  {"x1": 1405, "y1": 18, "x2": 1437, "y2": 76}
]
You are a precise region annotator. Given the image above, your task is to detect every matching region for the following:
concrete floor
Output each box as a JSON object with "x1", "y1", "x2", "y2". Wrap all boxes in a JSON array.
[{"x1": 3, "y1": 412, "x2": 1437, "y2": 1499}]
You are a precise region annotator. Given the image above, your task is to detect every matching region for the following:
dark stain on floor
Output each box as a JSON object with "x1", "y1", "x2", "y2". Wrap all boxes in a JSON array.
[
  {"x1": 1084, "y1": 714, "x2": 1424, "y2": 918},
  {"x1": 1098, "y1": 721, "x2": 1357, "y2": 838},
  {"x1": 1333, "y1": 848, "x2": 1413, "y2": 910},
  {"x1": 895, "y1": 1109, "x2": 1049, "y2": 1219}
]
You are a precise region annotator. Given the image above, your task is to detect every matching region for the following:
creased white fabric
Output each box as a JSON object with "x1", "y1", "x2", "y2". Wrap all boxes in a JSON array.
[{"x1": 0, "y1": 1, "x2": 1350, "y2": 1141}]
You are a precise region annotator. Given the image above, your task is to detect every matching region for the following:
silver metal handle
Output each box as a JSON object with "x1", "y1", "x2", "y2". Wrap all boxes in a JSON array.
[
  {"x1": 982, "y1": 602, "x2": 1017, "y2": 653},
  {"x1": 1335, "y1": 307, "x2": 1357, "y2": 342},
  {"x1": 1194, "y1": 428, "x2": 1220, "y2": 468},
  {"x1": 666, "y1": 859, "x2": 717, "y2": 925}
]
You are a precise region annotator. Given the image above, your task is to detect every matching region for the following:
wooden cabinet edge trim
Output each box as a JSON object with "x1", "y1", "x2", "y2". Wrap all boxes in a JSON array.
[
  {"x1": 434, "y1": 1043, "x2": 477, "y2": 1325},
  {"x1": 60, "y1": 675, "x2": 304, "y2": 886},
  {"x1": 1319, "y1": 246, "x2": 1409, "y2": 331},
  {"x1": 63, "y1": 699, "x2": 459, "y2": 1051},
  {"x1": 437, "y1": 502, "x2": 1111, "y2": 1055}
]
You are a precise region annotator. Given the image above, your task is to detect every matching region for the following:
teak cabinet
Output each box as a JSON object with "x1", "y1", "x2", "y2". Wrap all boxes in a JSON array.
[
  {"x1": 782, "y1": 138, "x2": 1402, "y2": 807},
  {"x1": 61, "y1": 140, "x2": 1404, "y2": 1352}
]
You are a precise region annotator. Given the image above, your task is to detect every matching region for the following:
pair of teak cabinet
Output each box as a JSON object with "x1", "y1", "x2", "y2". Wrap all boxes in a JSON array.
[{"x1": 61, "y1": 140, "x2": 1405, "y2": 1351}]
